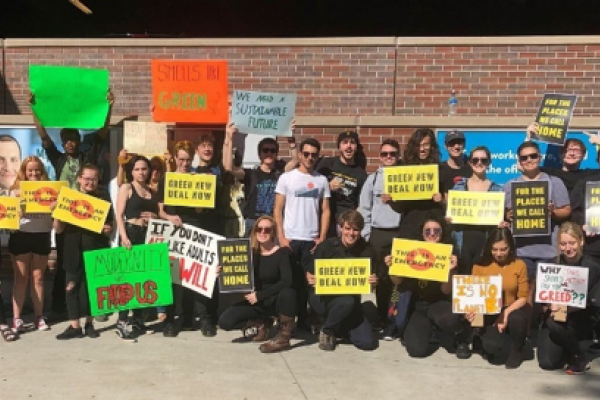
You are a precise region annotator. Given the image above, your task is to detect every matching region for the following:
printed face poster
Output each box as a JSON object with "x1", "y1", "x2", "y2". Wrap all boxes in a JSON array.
[
  {"x1": 389, "y1": 239, "x2": 452, "y2": 282},
  {"x1": 84, "y1": 243, "x2": 173, "y2": 316},
  {"x1": 533, "y1": 93, "x2": 577, "y2": 146},
  {"x1": 383, "y1": 165, "x2": 439, "y2": 201},
  {"x1": 314, "y1": 258, "x2": 371, "y2": 295},
  {"x1": 231, "y1": 90, "x2": 296, "y2": 136},
  {"x1": 446, "y1": 190, "x2": 504, "y2": 225},
  {"x1": 536, "y1": 263, "x2": 589, "y2": 308},
  {"x1": 217, "y1": 239, "x2": 254, "y2": 293},
  {"x1": 585, "y1": 181, "x2": 600, "y2": 234},
  {"x1": 510, "y1": 180, "x2": 550, "y2": 237},
  {"x1": 452, "y1": 275, "x2": 502, "y2": 314}
]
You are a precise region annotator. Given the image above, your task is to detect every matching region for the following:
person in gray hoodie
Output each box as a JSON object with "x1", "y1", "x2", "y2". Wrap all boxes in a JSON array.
[{"x1": 358, "y1": 139, "x2": 402, "y2": 326}]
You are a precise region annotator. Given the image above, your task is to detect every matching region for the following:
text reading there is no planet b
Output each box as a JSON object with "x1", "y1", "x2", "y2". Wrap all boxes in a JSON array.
[
  {"x1": 232, "y1": 90, "x2": 296, "y2": 136},
  {"x1": 151, "y1": 60, "x2": 229, "y2": 124}
]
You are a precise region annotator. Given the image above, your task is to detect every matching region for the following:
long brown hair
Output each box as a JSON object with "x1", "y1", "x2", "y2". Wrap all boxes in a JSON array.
[
  {"x1": 249, "y1": 216, "x2": 277, "y2": 254},
  {"x1": 10, "y1": 156, "x2": 49, "y2": 191}
]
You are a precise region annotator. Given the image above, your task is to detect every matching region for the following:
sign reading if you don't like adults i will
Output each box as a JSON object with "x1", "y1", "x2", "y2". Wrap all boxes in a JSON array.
[
  {"x1": 52, "y1": 187, "x2": 111, "y2": 233},
  {"x1": 231, "y1": 90, "x2": 296, "y2": 136},
  {"x1": 163, "y1": 172, "x2": 216, "y2": 208},
  {"x1": 383, "y1": 165, "x2": 439, "y2": 201}
]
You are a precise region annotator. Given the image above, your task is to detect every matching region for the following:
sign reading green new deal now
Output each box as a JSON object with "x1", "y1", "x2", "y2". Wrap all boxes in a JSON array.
[
  {"x1": 84, "y1": 243, "x2": 173, "y2": 316},
  {"x1": 29, "y1": 65, "x2": 110, "y2": 129}
]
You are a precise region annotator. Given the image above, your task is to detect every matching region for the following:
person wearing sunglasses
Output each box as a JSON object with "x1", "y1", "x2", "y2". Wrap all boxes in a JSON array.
[
  {"x1": 223, "y1": 121, "x2": 298, "y2": 237},
  {"x1": 218, "y1": 216, "x2": 297, "y2": 353},
  {"x1": 384, "y1": 216, "x2": 470, "y2": 359},
  {"x1": 358, "y1": 139, "x2": 402, "y2": 327},
  {"x1": 449, "y1": 146, "x2": 503, "y2": 275},
  {"x1": 439, "y1": 130, "x2": 472, "y2": 196},
  {"x1": 274, "y1": 138, "x2": 331, "y2": 331},
  {"x1": 504, "y1": 141, "x2": 571, "y2": 331}
]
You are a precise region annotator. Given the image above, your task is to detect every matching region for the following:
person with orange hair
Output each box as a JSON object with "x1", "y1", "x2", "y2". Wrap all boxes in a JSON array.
[{"x1": 9, "y1": 156, "x2": 53, "y2": 332}]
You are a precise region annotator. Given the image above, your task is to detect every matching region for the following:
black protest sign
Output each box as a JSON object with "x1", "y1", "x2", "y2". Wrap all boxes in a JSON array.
[
  {"x1": 218, "y1": 239, "x2": 254, "y2": 293},
  {"x1": 533, "y1": 93, "x2": 577, "y2": 145},
  {"x1": 585, "y1": 181, "x2": 600, "y2": 234},
  {"x1": 511, "y1": 180, "x2": 550, "y2": 237}
]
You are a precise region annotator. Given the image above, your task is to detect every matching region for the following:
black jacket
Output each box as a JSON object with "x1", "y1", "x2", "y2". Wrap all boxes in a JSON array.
[
  {"x1": 311, "y1": 237, "x2": 377, "y2": 275},
  {"x1": 559, "y1": 254, "x2": 600, "y2": 310},
  {"x1": 44, "y1": 134, "x2": 106, "y2": 184},
  {"x1": 571, "y1": 175, "x2": 600, "y2": 256}
]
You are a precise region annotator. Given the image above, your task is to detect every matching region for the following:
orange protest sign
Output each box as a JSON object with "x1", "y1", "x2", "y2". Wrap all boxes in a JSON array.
[{"x1": 151, "y1": 60, "x2": 229, "y2": 124}]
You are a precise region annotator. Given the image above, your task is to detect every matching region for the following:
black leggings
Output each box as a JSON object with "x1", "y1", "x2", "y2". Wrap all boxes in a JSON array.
[
  {"x1": 51, "y1": 232, "x2": 66, "y2": 313},
  {"x1": 458, "y1": 229, "x2": 487, "y2": 275},
  {"x1": 0, "y1": 291, "x2": 7, "y2": 325},
  {"x1": 369, "y1": 228, "x2": 396, "y2": 320},
  {"x1": 404, "y1": 300, "x2": 466, "y2": 358},
  {"x1": 165, "y1": 284, "x2": 219, "y2": 324},
  {"x1": 538, "y1": 308, "x2": 600, "y2": 370},
  {"x1": 218, "y1": 288, "x2": 296, "y2": 330},
  {"x1": 479, "y1": 308, "x2": 528, "y2": 358},
  {"x1": 118, "y1": 224, "x2": 147, "y2": 322},
  {"x1": 65, "y1": 267, "x2": 90, "y2": 320}
]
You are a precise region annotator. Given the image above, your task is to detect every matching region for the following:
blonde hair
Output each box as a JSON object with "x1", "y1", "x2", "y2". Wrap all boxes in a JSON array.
[
  {"x1": 171, "y1": 140, "x2": 195, "y2": 159},
  {"x1": 249, "y1": 216, "x2": 277, "y2": 254},
  {"x1": 11, "y1": 156, "x2": 49, "y2": 191},
  {"x1": 556, "y1": 221, "x2": 585, "y2": 262}
]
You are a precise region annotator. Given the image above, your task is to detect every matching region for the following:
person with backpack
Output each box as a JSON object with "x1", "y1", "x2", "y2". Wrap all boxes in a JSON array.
[{"x1": 222, "y1": 121, "x2": 298, "y2": 237}]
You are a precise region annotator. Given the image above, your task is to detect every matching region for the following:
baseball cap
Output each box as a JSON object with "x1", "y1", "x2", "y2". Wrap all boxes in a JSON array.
[
  {"x1": 337, "y1": 130, "x2": 360, "y2": 146},
  {"x1": 445, "y1": 130, "x2": 465, "y2": 145}
]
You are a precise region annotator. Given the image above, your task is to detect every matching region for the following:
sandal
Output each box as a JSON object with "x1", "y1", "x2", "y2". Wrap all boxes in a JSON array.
[{"x1": 1, "y1": 326, "x2": 18, "y2": 342}]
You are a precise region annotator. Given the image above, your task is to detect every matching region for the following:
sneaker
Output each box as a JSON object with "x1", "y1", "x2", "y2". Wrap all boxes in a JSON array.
[
  {"x1": 456, "y1": 342, "x2": 472, "y2": 360},
  {"x1": 566, "y1": 354, "x2": 589, "y2": 375},
  {"x1": 163, "y1": 317, "x2": 182, "y2": 338},
  {"x1": 505, "y1": 349, "x2": 523, "y2": 369},
  {"x1": 131, "y1": 319, "x2": 149, "y2": 334},
  {"x1": 56, "y1": 325, "x2": 84, "y2": 340},
  {"x1": 199, "y1": 319, "x2": 217, "y2": 337},
  {"x1": 85, "y1": 323, "x2": 100, "y2": 339},
  {"x1": 115, "y1": 321, "x2": 135, "y2": 341},
  {"x1": 318, "y1": 331, "x2": 336, "y2": 351},
  {"x1": 383, "y1": 323, "x2": 397, "y2": 341},
  {"x1": 12, "y1": 318, "x2": 26, "y2": 333},
  {"x1": 35, "y1": 316, "x2": 50, "y2": 331}
]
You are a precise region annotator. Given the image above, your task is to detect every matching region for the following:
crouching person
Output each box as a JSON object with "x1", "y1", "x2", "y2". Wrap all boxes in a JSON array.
[
  {"x1": 218, "y1": 216, "x2": 297, "y2": 353},
  {"x1": 307, "y1": 210, "x2": 379, "y2": 351}
]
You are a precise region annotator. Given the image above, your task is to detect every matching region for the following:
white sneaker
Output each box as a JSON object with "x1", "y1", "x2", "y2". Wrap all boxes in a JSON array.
[
  {"x1": 36, "y1": 317, "x2": 50, "y2": 331},
  {"x1": 12, "y1": 318, "x2": 25, "y2": 333}
]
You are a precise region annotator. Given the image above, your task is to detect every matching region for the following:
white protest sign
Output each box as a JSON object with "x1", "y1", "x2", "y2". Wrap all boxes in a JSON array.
[
  {"x1": 124, "y1": 121, "x2": 168, "y2": 155},
  {"x1": 145, "y1": 219, "x2": 225, "y2": 298},
  {"x1": 536, "y1": 263, "x2": 589, "y2": 308},
  {"x1": 452, "y1": 275, "x2": 502, "y2": 314},
  {"x1": 231, "y1": 90, "x2": 296, "y2": 136}
]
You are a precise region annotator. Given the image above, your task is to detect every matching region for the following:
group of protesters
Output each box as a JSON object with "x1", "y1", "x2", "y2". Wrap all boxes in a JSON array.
[{"x1": 0, "y1": 93, "x2": 598, "y2": 376}]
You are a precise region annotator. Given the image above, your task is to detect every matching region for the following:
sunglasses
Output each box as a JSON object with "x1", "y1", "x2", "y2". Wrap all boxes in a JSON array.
[
  {"x1": 518, "y1": 153, "x2": 540, "y2": 162},
  {"x1": 424, "y1": 228, "x2": 442, "y2": 236},
  {"x1": 256, "y1": 226, "x2": 272, "y2": 234},
  {"x1": 380, "y1": 151, "x2": 398, "y2": 158},
  {"x1": 470, "y1": 157, "x2": 490, "y2": 166},
  {"x1": 261, "y1": 147, "x2": 277, "y2": 154},
  {"x1": 302, "y1": 151, "x2": 319, "y2": 159}
]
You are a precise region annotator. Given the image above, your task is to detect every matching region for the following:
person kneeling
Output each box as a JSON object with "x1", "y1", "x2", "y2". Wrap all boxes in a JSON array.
[
  {"x1": 218, "y1": 216, "x2": 297, "y2": 353},
  {"x1": 307, "y1": 210, "x2": 379, "y2": 352}
]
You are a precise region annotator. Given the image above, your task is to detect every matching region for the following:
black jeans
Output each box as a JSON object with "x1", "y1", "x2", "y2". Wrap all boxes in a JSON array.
[
  {"x1": 65, "y1": 268, "x2": 90, "y2": 320},
  {"x1": 51, "y1": 232, "x2": 66, "y2": 313},
  {"x1": 369, "y1": 228, "x2": 396, "y2": 320},
  {"x1": 404, "y1": 300, "x2": 466, "y2": 358},
  {"x1": 165, "y1": 284, "x2": 219, "y2": 324},
  {"x1": 309, "y1": 292, "x2": 377, "y2": 350},
  {"x1": 218, "y1": 288, "x2": 296, "y2": 330},
  {"x1": 478, "y1": 308, "x2": 528, "y2": 358},
  {"x1": 118, "y1": 224, "x2": 147, "y2": 322},
  {"x1": 289, "y1": 240, "x2": 314, "y2": 324}
]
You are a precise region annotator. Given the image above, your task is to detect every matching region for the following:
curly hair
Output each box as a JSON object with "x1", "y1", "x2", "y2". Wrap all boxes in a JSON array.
[
  {"x1": 10, "y1": 156, "x2": 49, "y2": 190},
  {"x1": 403, "y1": 128, "x2": 440, "y2": 165}
]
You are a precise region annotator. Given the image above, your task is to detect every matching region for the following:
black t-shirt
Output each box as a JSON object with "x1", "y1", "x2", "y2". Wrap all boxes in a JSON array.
[
  {"x1": 157, "y1": 177, "x2": 201, "y2": 226},
  {"x1": 254, "y1": 247, "x2": 293, "y2": 301},
  {"x1": 242, "y1": 162, "x2": 285, "y2": 219},
  {"x1": 401, "y1": 278, "x2": 449, "y2": 304},
  {"x1": 439, "y1": 162, "x2": 472, "y2": 194},
  {"x1": 541, "y1": 166, "x2": 600, "y2": 196},
  {"x1": 316, "y1": 157, "x2": 367, "y2": 218}
]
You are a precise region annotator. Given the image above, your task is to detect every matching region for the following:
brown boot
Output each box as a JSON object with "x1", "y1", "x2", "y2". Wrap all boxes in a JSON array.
[
  {"x1": 243, "y1": 319, "x2": 273, "y2": 342},
  {"x1": 259, "y1": 316, "x2": 295, "y2": 353}
]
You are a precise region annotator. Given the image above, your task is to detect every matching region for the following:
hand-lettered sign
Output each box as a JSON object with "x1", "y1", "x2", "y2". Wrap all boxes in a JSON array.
[
  {"x1": 452, "y1": 275, "x2": 502, "y2": 314},
  {"x1": 536, "y1": 263, "x2": 589, "y2": 308},
  {"x1": 123, "y1": 121, "x2": 168, "y2": 156},
  {"x1": 389, "y1": 239, "x2": 452, "y2": 282},
  {"x1": 231, "y1": 90, "x2": 296, "y2": 136}
]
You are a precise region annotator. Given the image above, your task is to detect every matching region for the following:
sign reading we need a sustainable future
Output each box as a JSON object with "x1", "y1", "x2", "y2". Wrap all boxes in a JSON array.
[
  {"x1": 389, "y1": 239, "x2": 452, "y2": 282},
  {"x1": 383, "y1": 165, "x2": 439, "y2": 201},
  {"x1": 163, "y1": 172, "x2": 216, "y2": 209},
  {"x1": 52, "y1": 187, "x2": 111, "y2": 233},
  {"x1": 20, "y1": 181, "x2": 68, "y2": 213},
  {"x1": 231, "y1": 90, "x2": 296, "y2": 136}
]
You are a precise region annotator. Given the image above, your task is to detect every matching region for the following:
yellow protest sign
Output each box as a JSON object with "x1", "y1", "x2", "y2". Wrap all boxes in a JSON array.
[
  {"x1": 389, "y1": 239, "x2": 452, "y2": 282},
  {"x1": 52, "y1": 187, "x2": 111, "y2": 233},
  {"x1": 315, "y1": 258, "x2": 371, "y2": 295},
  {"x1": 0, "y1": 197, "x2": 20, "y2": 230},
  {"x1": 163, "y1": 172, "x2": 216, "y2": 208},
  {"x1": 383, "y1": 164, "x2": 439, "y2": 201},
  {"x1": 20, "y1": 181, "x2": 68, "y2": 213},
  {"x1": 446, "y1": 190, "x2": 504, "y2": 225}
]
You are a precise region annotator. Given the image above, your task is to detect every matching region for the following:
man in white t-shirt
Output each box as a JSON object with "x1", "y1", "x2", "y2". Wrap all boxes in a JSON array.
[{"x1": 274, "y1": 138, "x2": 331, "y2": 329}]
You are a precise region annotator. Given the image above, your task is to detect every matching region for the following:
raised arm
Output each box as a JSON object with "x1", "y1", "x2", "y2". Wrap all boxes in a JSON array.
[
  {"x1": 29, "y1": 93, "x2": 54, "y2": 149},
  {"x1": 223, "y1": 122, "x2": 245, "y2": 181},
  {"x1": 96, "y1": 90, "x2": 115, "y2": 141}
]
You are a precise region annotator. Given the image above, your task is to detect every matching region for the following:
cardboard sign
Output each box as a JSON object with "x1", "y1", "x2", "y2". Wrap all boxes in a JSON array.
[
  {"x1": 123, "y1": 121, "x2": 168, "y2": 156},
  {"x1": 389, "y1": 239, "x2": 452, "y2": 282},
  {"x1": 585, "y1": 181, "x2": 600, "y2": 234},
  {"x1": 510, "y1": 180, "x2": 550, "y2": 237},
  {"x1": 20, "y1": 181, "x2": 68, "y2": 213},
  {"x1": 383, "y1": 165, "x2": 439, "y2": 201},
  {"x1": 217, "y1": 239, "x2": 254, "y2": 293},
  {"x1": 536, "y1": 263, "x2": 589, "y2": 308},
  {"x1": 533, "y1": 93, "x2": 577, "y2": 146},
  {"x1": 446, "y1": 191, "x2": 505, "y2": 225},
  {"x1": 0, "y1": 197, "x2": 20, "y2": 230},
  {"x1": 84, "y1": 243, "x2": 174, "y2": 316},
  {"x1": 29, "y1": 65, "x2": 110, "y2": 129},
  {"x1": 231, "y1": 90, "x2": 296, "y2": 136},
  {"x1": 452, "y1": 275, "x2": 502, "y2": 315},
  {"x1": 151, "y1": 60, "x2": 228, "y2": 124},
  {"x1": 52, "y1": 187, "x2": 111, "y2": 233},
  {"x1": 315, "y1": 258, "x2": 371, "y2": 295},
  {"x1": 145, "y1": 219, "x2": 225, "y2": 298},
  {"x1": 163, "y1": 172, "x2": 216, "y2": 209}
]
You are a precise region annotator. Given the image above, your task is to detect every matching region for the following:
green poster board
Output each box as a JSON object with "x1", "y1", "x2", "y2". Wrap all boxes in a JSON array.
[
  {"x1": 84, "y1": 243, "x2": 173, "y2": 316},
  {"x1": 29, "y1": 65, "x2": 110, "y2": 129}
]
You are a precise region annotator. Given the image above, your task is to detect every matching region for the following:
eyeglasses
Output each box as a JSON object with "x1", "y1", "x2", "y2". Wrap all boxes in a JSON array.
[
  {"x1": 565, "y1": 148, "x2": 582, "y2": 154},
  {"x1": 256, "y1": 226, "x2": 272, "y2": 234},
  {"x1": 380, "y1": 151, "x2": 398, "y2": 158},
  {"x1": 81, "y1": 177, "x2": 98, "y2": 183},
  {"x1": 302, "y1": 151, "x2": 319, "y2": 159},
  {"x1": 424, "y1": 228, "x2": 442, "y2": 237},
  {"x1": 261, "y1": 147, "x2": 277, "y2": 154},
  {"x1": 470, "y1": 157, "x2": 490, "y2": 166},
  {"x1": 176, "y1": 158, "x2": 192, "y2": 163},
  {"x1": 518, "y1": 153, "x2": 540, "y2": 162}
]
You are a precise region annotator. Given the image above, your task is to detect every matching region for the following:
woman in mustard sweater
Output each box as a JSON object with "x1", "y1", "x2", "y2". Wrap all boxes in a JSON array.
[{"x1": 468, "y1": 227, "x2": 529, "y2": 369}]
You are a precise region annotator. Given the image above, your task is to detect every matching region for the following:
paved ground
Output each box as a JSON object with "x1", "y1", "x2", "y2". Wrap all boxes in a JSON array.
[{"x1": 0, "y1": 280, "x2": 599, "y2": 399}]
